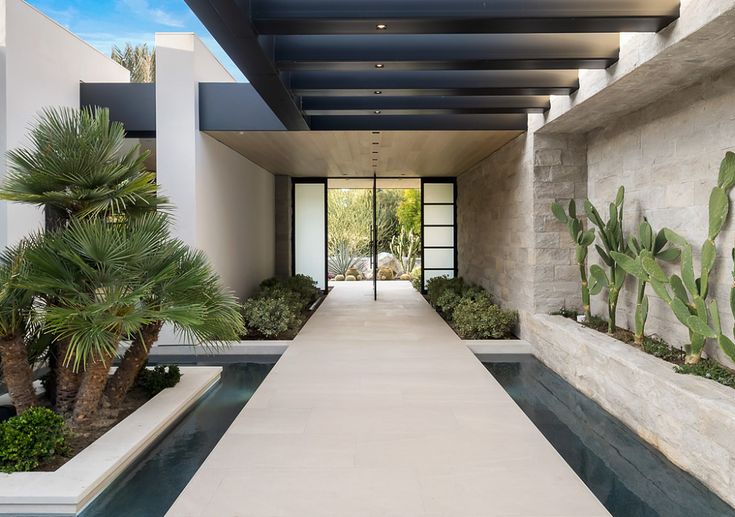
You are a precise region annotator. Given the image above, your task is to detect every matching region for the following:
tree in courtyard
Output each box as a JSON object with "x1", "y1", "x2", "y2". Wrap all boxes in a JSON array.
[
  {"x1": 0, "y1": 107, "x2": 243, "y2": 426},
  {"x1": 111, "y1": 43, "x2": 156, "y2": 83}
]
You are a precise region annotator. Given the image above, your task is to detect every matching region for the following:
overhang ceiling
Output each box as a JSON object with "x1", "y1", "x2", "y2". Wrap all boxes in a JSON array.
[
  {"x1": 185, "y1": 0, "x2": 679, "y2": 132},
  {"x1": 205, "y1": 130, "x2": 522, "y2": 177}
]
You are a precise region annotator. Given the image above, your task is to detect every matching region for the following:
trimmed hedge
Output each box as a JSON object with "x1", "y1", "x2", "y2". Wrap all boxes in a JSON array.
[{"x1": 0, "y1": 407, "x2": 67, "y2": 472}]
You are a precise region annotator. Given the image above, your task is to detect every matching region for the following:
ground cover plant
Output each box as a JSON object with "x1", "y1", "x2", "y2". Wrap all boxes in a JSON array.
[
  {"x1": 425, "y1": 276, "x2": 516, "y2": 339},
  {"x1": 551, "y1": 151, "x2": 735, "y2": 388},
  {"x1": 0, "y1": 106, "x2": 243, "y2": 470}
]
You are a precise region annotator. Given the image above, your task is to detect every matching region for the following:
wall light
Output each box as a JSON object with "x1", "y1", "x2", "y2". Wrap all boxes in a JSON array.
[
  {"x1": 375, "y1": 63, "x2": 384, "y2": 69},
  {"x1": 376, "y1": 24, "x2": 387, "y2": 30}
]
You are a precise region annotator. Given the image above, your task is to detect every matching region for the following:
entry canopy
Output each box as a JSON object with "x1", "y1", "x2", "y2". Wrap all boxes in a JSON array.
[{"x1": 186, "y1": 0, "x2": 679, "y2": 131}]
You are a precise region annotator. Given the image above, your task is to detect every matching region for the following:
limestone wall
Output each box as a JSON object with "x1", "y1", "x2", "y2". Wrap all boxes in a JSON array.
[
  {"x1": 587, "y1": 65, "x2": 735, "y2": 367},
  {"x1": 526, "y1": 314, "x2": 735, "y2": 508},
  {"x1": 457, "y1": 134, "x2": 534, "y2": 313}
]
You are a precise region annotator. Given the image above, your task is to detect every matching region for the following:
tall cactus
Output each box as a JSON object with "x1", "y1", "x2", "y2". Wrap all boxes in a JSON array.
[
  {"x1": 648, "y1": 152, "x2": 735, "y2": 364},
  {"x1": 611, "y1": 220, "x2": 679, "y2": 345},
  {"x1": 585, "y1": 186, "x2": 627, "y2": 334},
  {"x1": 551, "y1": 200, "x2": 596, "y2": 319}
]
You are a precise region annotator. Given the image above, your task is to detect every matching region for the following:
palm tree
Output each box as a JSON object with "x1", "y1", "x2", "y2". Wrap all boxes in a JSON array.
[
  {"x1": 111, "y1": 43, "x2": 155, "y2": 83},
  {"x1": 0, "y1": 106, "x2": 166, "y2": 415},
  {"x1": 22, "y1": 214, "x2": 243, "y2": 425},
  {"x1": 104, "y1": 241, "x2": 243, "y2": 406},
  {"x1": 0, "y1": 106, "x2": 165, "y2": 231},
  {"x1": 0, "y1": 242, "x2": 37, "y2": 413}
]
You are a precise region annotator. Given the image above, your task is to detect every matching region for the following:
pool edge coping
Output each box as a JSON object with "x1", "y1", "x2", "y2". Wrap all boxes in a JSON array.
[{"x1": 0, "y1": 366, "x2": 222, "y2": 516}]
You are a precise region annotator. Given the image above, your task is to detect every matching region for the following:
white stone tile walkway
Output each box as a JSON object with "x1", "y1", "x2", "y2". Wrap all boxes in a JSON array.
[{"x1": 167, "y1": 282, "x2": 609, "y2": 517}]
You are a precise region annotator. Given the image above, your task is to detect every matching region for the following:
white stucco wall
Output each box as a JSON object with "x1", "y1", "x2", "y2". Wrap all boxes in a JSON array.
[
  {"x1": 0, "y1": 0, "x2": 130, "y2": 248},
  {"x1": 155, "y1": 33, "x2": 275, "y2": 300}
]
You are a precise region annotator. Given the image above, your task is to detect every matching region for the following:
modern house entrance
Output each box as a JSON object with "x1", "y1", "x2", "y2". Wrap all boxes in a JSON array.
[{"x1": 292, "y1": 176, "x2": 457, "y2": 299}]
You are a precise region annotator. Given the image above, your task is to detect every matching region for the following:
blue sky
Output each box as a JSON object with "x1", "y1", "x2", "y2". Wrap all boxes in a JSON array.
[{"x1": 28, "y1": 0, "x2": 246, "y2": 81}]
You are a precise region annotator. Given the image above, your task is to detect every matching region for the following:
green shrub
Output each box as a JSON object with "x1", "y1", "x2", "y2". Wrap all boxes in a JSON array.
[
  {"x1": 137, "y1": 365, "x2": 182, "y2": 397},
  {"x1": 453, "y1": 297, "x2": 517, "y2": 339},
  {"x1": 256, "y1": 285, "x2": 304, "y2": 312},
  {"x1": 0, "y1": 407, "x2": 67, "y2": 472},
  {"x1": 284, "y1": 274, "x2": 319, "y2": 305},
  {"x1": 243, "y1": 296, "x2": 301, "y2": 338},
  {"x1": 436, "y1": 286, "x2": 492, "y2": 320},
  {"x1": 258, "y1": 274, "x2": 319, "y2": 309},
  {"x1": 426, "y1": 276, "x2": 464, "y2": 306}
]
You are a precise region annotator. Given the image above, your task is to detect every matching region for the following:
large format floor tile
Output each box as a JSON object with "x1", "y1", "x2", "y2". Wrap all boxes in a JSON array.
[{"x1": 167, "y1": 282, "x2": 609, "y2": 517}]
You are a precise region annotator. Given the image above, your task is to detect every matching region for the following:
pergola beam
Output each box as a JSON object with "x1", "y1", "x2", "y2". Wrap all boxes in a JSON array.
[
  {"x1": 274, "y1": 34, "x2": 619, "y2": 71},
  {"x1": 184, "y1": 0, "x2": 309, "y2": 130},
  {"x1": 252, "y1": 0, "x2": 679, "y2": 34}
]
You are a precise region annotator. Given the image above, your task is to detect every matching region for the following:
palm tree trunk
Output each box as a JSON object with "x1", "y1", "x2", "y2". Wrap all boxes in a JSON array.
[
  {"x1": 0, "y1": 335, "x2": 37, "y2": 413},
  {"x1": 56, "y1": 340, "x2": 82, "y2": 415},
  {"x1": 105, "y1": 321, "x2": 162, "y2": 407},
  {"x1": 72, "y1": 350, "x2": 116, "y2": 426}
]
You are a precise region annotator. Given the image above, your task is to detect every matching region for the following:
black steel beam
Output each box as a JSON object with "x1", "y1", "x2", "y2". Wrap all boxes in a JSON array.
[
  {"x1": 288, "y1": 70, "x2": 579, "y2": 97},
  {"x1": 199, "y1": 83, "x2": 287, "y2": 131},
  {"x1": 80, "y1": 82, "x2": 156, "y2": 137},
  {"x1": 274, "y1": 34, "x2": 619, "y2": 71},
  {"x1": 302, "y1": 95, "x2": 550, "y2": 115},
  {"x1": 309, "y1": 114, "x2": 528, "y2": 131},
  {"x1": 184, "y1": 0, "x2": 309, "y2": 130},
  {"x1": 252, "y1": 0, "x2": 679, "y2": 34}
]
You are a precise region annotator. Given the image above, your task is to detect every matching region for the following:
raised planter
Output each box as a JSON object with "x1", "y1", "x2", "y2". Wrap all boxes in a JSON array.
[
  {"x1": 525, "y1": 314, "x2": 735, "y2": 508},
  {"x1": 0, "y1": 366, "x2": 222, "y2": 516}
]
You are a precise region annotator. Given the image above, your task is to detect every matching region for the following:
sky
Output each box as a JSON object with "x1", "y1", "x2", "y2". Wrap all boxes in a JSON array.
[{"x1": 27, "y1": 0, "x2": 246, "y2": 81}]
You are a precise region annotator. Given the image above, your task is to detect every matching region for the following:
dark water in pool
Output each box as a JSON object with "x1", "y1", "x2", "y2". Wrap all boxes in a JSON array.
[
  {"x1": 80, "y1": 362, "x2": 273, "y2": 517},
  {"x1": 485, "y1": 357, "x2": 735, "y2": 517}
]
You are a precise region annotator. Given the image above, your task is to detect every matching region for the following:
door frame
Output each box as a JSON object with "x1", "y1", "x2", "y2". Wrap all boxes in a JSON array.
[
  {"x1": 291, "y1": 177, "x2": 329, "y2": 293},
  {"x1": 420, "y1": 177, "x2": 458, "y2": 293}
]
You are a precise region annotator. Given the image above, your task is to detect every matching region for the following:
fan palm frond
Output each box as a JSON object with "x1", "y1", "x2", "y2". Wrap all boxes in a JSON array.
[{"x1": 0, "y1": 107, "x2": 167, "y2": 226}]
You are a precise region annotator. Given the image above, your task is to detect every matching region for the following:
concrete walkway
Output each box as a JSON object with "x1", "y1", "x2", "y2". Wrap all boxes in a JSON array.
[{"x1": 167, "y1": 282, "x2": 608, "y2": 517}]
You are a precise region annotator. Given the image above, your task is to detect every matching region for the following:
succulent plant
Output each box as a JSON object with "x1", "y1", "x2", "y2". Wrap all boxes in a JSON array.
[
  {"x1": 610, "y1": 219, "x2": 679, "y2": 344},
  {"x1": 345, "y1": 275, "x2": 356, "y2": 281},
  {"x1": 400, "y1": 274, "x2": 411, "y2": 281},
  {"x1": 647, "y1": 152, "x2": 735, "y2": 364},
  {"x1": 585, "y1": 186, "x2": 627, "y2": 334},
  {"x1": 551, "y1": 199, "x2": 595, "y2": 319},
  {"x1": 334, "y1": 274, "x2": 345, "y2": 281}
]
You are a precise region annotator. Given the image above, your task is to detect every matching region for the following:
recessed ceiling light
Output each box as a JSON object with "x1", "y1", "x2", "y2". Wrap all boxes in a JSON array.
[
  {"x1": 374, "y1": 63, "x2": 384, "y2": 69},
  {"x1": 372, "y1": 151, "x2": 379, "y2": 154},
  {"x1": 372, "y1": 141, "x2": 379, "y2": 145},
  {"x1": 374, "y1": 90, "x2": 382, "y2": 95},
  {"x1": 376, "y1": 24, "x2": 387, "y2": 30},
  {"x1": 374, "y1": 110, "x2": 382, "y2": 114}
]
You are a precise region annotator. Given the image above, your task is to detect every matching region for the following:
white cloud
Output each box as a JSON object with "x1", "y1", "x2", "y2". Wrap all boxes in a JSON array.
[{"x1": 117, "y1": 0, "x2": 185, "y2": 28}]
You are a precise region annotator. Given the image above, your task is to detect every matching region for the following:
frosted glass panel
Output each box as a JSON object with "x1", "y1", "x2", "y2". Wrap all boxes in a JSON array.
[
  {"x1": 424, "y1": 183, "x2": 454, "y2": 203},
  {"x1": 424, "y1": 248, "x2": 454, "y2": 269},
  {"x1": 294, "y1": 183, "x2": 326, "y2": 290},
  {"x1": 424, "y1": 226, "x2": 453, "y2": 247},
  {"x1": 424, "y1": 205, "x2": 454, "y2": 225},
  {"x1": 424, "y1": 269, "x2": 455, "y2": 288}
]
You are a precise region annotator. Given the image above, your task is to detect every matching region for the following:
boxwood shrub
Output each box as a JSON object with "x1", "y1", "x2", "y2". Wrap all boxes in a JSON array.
[{"x1": 0, "y1": 407, "x2": 67, "y2": 473}]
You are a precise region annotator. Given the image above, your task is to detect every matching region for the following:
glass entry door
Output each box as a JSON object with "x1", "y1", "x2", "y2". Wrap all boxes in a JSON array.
[
  {"x1": 421, "y1": 178, "x2": 457, "y2": 290},
  {"x1": 293, "y1": 179, "x2": 328, "y2": 291}
]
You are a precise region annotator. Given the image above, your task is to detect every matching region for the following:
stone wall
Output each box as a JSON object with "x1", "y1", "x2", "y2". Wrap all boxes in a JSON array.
[
  {"x1": 532, "y1": 132, "x2": 588, "y2": 314},
  {"x1": 457, "y1": 134, "x2": 534, "y2": 313},
  {"x1": 587, "y1": 64, "x2": 735, "y2": 367},
  {"x1": 457, "y1": 127, "x2": 587, "y2": 316},
  {"x1": 526, "y1": 314, "x2": 735, "y2": 508},
  {"x1": 274, "y1": 175, "x2": 292, "y2": 278}
]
